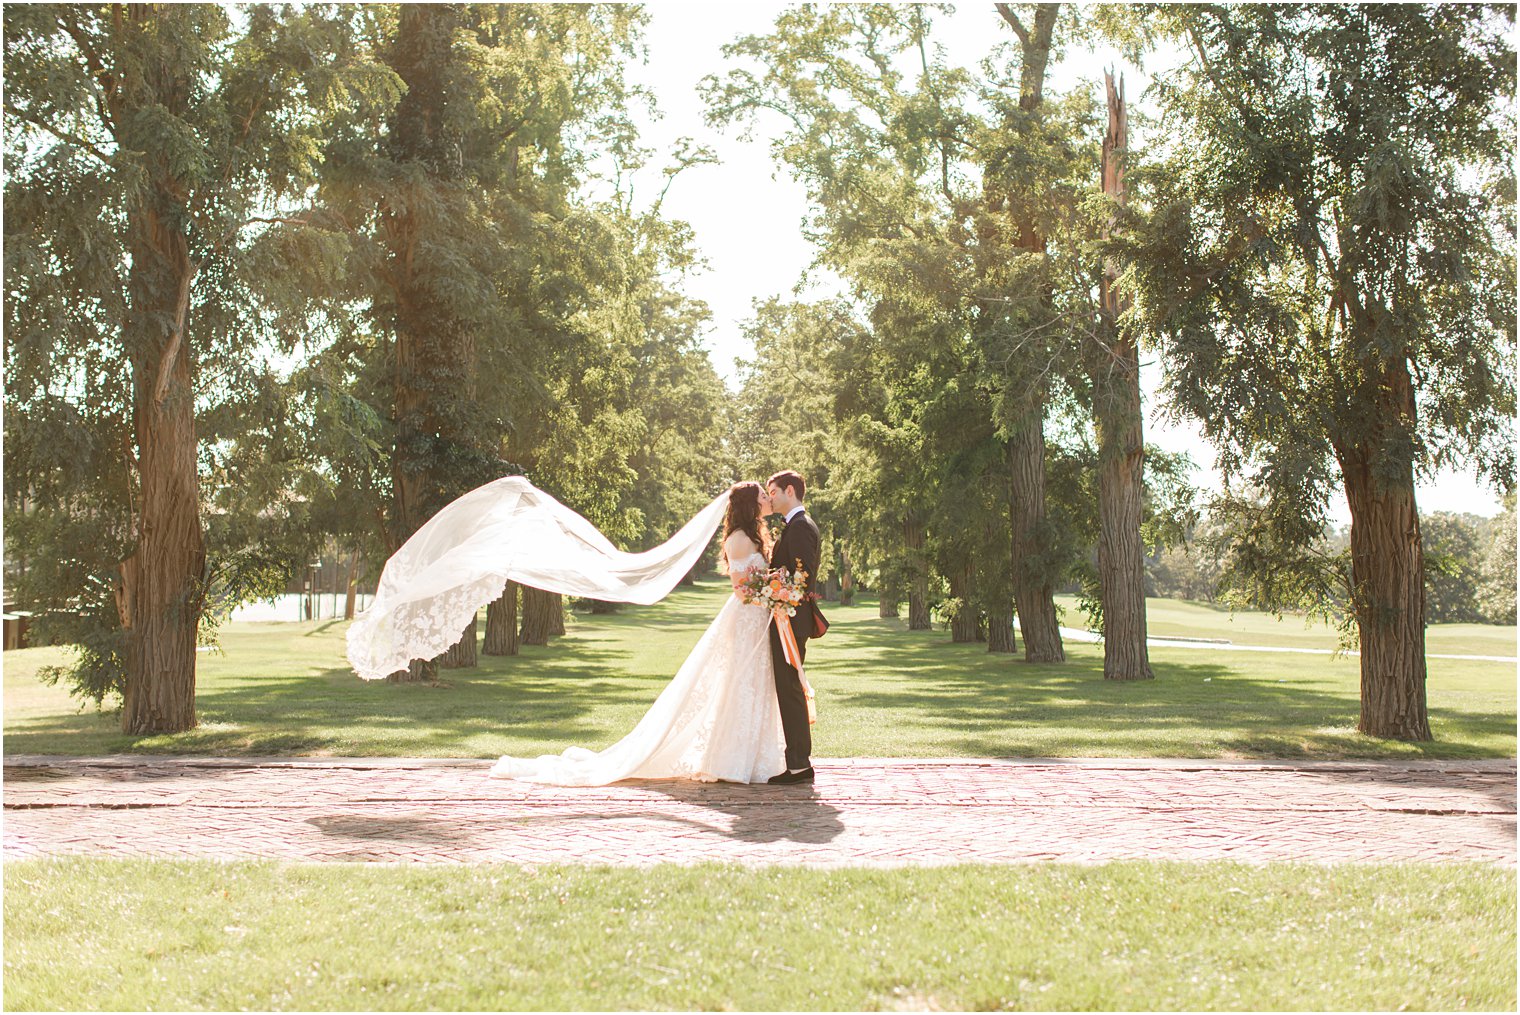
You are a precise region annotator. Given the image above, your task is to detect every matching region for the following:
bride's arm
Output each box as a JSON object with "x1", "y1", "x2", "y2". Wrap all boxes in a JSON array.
[{"x1": 724, "y1": 531, "x2": 760, "y2": 590}]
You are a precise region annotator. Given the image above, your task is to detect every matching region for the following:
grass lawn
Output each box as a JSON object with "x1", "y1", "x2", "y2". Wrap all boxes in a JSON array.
[
  {"x1": 4, "y1": 858, "x2": 1513, "y2": 1012},
  {"x1": 1060, "y1": 593, "x2": 1519, "y2": 657},
  {"x1": 4, "y1": 581, "x2": 1514, "y2": 759}
]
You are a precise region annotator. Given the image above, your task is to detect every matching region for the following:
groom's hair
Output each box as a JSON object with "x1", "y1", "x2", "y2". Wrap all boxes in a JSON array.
[{"x1": 767, "y1": 469, "x2": 805, "y2": 500}]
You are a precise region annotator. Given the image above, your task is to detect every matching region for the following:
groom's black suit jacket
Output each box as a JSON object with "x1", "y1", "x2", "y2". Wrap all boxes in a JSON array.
[{"x1": 770, "y1": 507, "x2": 828, "y2": 640}]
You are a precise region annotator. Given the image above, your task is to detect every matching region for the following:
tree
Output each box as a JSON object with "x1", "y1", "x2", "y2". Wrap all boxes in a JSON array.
[
  {"x1": 1420, "y1": 512, "x2": 1488, "y2": 624},
  {"x1": 1090, "y1": 69, "x2": 1152, "y2": 680},
  {"x1": 1121, "y1": 5, "x2": 1516, "y2": 738},
  {"x1": 988, "y1": 2, "x2": 1070, "y2": 662},
  {"x1": 484, "y1": 582, "x2": 520, "y2": 655},
  {"x1": 704, "y1": 4, "x2": 1080, "y2": 655},
  {"x1": 3, "y1": 4, "x2": 389, "y2": 731},
  {"x1": 307, "y1": 3, "x2": 649, "y2": 677},
  {"x1": 1478, "y1": 495, "x2": 1517, "y2": 625}
]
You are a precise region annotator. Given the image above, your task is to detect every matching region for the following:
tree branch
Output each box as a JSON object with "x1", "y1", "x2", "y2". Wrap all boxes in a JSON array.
[
  {"x1": 994, "y1": 3, "x2": 1030, "y2": 46},
  {"x1": 56, "y1": 9, "x2": 119, "y2": 133},
  {"x1": 3, "y1": 102, "x2": 113, "y2": 164},
  {"x1": 913, "y1": 12, "x2": 955, "y2": 205},
  {"x1": 244, "y1": 215, "x2": 315, "y2": 228},
  {"x1": 152, "y1": 268, "x2": 194, "y2": 412}
]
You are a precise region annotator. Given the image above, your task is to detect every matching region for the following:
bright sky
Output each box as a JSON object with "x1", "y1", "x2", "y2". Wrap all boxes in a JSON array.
[{"x1": 612, "y1": 1, "x2": 1508, "y2": 526}]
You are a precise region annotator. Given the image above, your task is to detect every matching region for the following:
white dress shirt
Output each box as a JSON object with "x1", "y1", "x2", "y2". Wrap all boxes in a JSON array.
[{"x1": 784, "y1": 504, "x2": 804, "y2": 524}]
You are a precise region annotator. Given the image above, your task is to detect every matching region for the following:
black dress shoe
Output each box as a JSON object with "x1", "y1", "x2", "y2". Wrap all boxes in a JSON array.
[{"x1": 767, "y1": 767, "x2": 815, "y2": 785}]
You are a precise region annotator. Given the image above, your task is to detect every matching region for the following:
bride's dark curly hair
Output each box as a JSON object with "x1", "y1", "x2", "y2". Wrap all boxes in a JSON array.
[{"x1": 720, "y1": 481, "x2": 771, "y2": 573}]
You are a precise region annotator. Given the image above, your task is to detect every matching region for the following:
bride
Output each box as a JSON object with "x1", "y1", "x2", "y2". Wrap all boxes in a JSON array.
[
  {"x1": 344, "y1": 477, "x2": 787, "y2": 785},
  {"x1": 492, "y1": 481, "x2": 785, "y2": 785}
]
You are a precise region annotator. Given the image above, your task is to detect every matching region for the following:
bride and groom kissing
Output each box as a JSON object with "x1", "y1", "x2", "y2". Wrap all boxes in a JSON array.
[
  {"x1": 344, "y1": 466, "x2": 829, "y2": 788},
  {"x1": 491, "y1": 470, "x2": 827, "y2": 786}
]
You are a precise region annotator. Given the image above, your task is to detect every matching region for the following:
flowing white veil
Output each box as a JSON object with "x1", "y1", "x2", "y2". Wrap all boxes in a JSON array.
[{"x1": 345, "y1": 476, "x2": 729, "y2": 680}]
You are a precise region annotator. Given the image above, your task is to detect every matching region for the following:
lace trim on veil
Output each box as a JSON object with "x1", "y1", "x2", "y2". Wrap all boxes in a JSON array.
[{"x1": 346, "y1": 476, "x2": 729, "y2": 680}]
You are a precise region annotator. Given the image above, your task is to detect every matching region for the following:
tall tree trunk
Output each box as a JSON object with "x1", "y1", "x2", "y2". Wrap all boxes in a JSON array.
[
  {"x1": 839, "y1": 547, "x2": 855, "y2": 605},
  {"x1": 878, "y1": 577, "x2": 901, "y2": 619},
  {"x1": 1009, "y1": 424, "x2": 1064, "y2": 661},
  {"x1": 1095, "y1": 70, "x2": 1153, "y2": 682},
  {"x1": 439, "y1": 615, "x2": 478, "y2": 668},
  {"x1": 381, "y1": 4, "x2": 484, "y2": 676},
  {"x1": 1338, "y1": 360, "x2": 1431, "y2": 741},
  {"x1": 520, "y1": 585, "x2": 555, "y2": 646},
  {"x1": 904, "y1": 515, "x2": 932, "y2": 630},
  {"x1": 117, "y1": 9, "x2": 204, "y2": 735},
  {"x1": 995, "y1": 2, "x2": 1065, "y2": 665},
  {"x1": 548, "y1": 592, "x2": 565, "y2": 636},
  {"x1": 949, "y1": 563, "x2": 980, "y2": 643},
  {"x1": 387, "y1": 657, "x2": 436, "y2": 682},
  {"x1": 484, "y1": 581, "x2": 520, "y2": 655},
  {"x1": 987, "y1": 602, "x2": 1015, "y2": 653}
]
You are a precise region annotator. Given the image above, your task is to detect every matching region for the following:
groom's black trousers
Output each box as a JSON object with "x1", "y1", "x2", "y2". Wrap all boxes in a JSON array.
[{"x1": 769, "y1": 619, "x2": 812, "y2": 771}]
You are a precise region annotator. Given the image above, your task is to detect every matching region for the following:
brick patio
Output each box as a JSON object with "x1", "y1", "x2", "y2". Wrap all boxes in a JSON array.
[{"x1": 4, "y1": 755, "x2": 1513, "y2": 866}]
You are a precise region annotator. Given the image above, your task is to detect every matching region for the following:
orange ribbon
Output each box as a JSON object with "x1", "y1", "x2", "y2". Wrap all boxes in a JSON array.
[{"x1": 774, "y1": 608, "x2": 816, "y2": 725}]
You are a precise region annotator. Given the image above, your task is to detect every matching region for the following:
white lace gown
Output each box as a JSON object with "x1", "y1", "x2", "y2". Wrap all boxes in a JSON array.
[{"x1": 489, "y1": 540, "x2": 786, "y2": 785}]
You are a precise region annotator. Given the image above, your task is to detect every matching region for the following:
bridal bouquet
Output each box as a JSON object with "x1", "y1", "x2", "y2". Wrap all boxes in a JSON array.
[
  {"x1": 736, "y1": 560, "x2": 811, "y2": 616},
  {"x1": 737, "y1": 559, "x2": 817, "y2": 725}
]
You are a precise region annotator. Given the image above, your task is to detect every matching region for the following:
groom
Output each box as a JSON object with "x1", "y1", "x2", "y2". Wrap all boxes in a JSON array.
[{"x1": 765, "y1": 469, "x2": 828, "y2": 785}]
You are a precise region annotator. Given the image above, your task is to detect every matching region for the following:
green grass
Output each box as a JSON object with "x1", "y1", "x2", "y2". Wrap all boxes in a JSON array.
[
  {"x1": 4, "y1": 582, "x2": 1514, "y2": 759},
  {"x1": 1062, "y1": 593, "x2": 1519, "y2": 657},
  {"x1": 4, "y1": 858, "x2": 1512, "y2": 1012}
]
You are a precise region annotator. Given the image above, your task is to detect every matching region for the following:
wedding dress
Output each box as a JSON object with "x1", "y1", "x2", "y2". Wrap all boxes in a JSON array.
[
  {"x1": 344, "y1": 475, "x2": 785, "y2": 785},
  {"x1": 490, "y1": 533, "x2": 786, "y2": 785}
]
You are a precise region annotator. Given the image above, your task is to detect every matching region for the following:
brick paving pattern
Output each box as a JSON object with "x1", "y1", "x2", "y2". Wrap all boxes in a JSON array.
[{"x1": 4, "y1": 756, "x2": 1513, "y2": 866}]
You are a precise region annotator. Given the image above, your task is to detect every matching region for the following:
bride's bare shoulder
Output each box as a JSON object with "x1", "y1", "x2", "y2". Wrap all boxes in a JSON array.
[{"x1": 724, "y1": 529, "x2": 761, "y2": 559}]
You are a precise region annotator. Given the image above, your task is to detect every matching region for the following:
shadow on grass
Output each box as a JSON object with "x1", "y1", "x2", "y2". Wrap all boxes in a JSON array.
[
  {"x1": 2, "y1": 641, "x2": 679, "y2": 757},
  {"x1": 2, "y1": 584, "x2": 741, "y2": 758},
  {"x1": 4, "y1": 583, "x2": 1514, "y2": 762},
  {"x1": 822, "y1": 613, "x2": 1516, "y2": 761}
]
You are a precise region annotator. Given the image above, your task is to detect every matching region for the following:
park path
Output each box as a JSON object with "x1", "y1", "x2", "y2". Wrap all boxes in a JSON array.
[
  {"x1": 1045, "y1": 623, "x2": 1517, "y2": 662},
  {"x1": 4, "y1": 756, "x2": 1513, "y2": 867}
]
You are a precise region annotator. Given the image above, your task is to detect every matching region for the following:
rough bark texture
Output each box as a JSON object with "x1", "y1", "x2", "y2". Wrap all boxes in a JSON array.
[
  {"x1": 520, "y1": 585, "x2": 555, "y2": 646},
  {"x1": 995, "y1": 2, "x2": 1064, "y2": 665},
  {"x1": 386, "y1": 2, "x2": 455, "y2": 558},
  {"x1": 879, "y1": 594, "x2": 900, "y2": 619},
  {"x1": 387, "y1": 657, "x2": 436, "y2": 683},
  {"x1": 904, "y1": 516, "x2": 932, "y2": 630},
  {"x1": 1009, "y1": 424, "x2": 1064, "y2": 661},
  {"x1": 381, "y1": 5, "x2": 480, "y2": 677},
  {"x1": 484, "y1": 581, "x2": 520, "y2": 655},
  {"x1": 948, "y1": 564, "x2": 981, "y2": 643},
  {"x1": 117, "y1": 5, "x2": 205, "y2": 735},
  {"x1": 1337, "y1": 360, "x2": 1431, "y2": 741},
  {"x1": 986, "y1": 603, "x2": 1016, "y2": 653},
  {"x1": 439, "y1": 616, "x2": 478, "y2": 669},
  {"x1": 548, "y1": 593, "x2": 565, "y2": 636},
  {"x1": 839, "y1": 548, "x2": 855, "y2": 605},
  {"x1": 1095, "y1": 70, "x2": 1153, "y2": 682}
]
